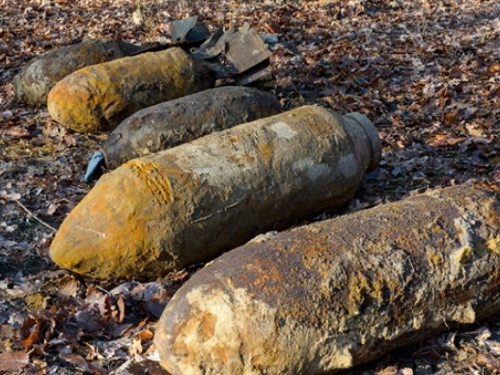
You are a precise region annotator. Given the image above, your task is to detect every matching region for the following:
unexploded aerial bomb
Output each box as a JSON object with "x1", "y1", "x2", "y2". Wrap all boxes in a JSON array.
[
  {"x1": 47, "y1": 47, "x2": 215, "y2": 133},
  {"x1": 99, "y1": 86, "x2": 282, "y2": 170},
  {"x1": 14, "y1": 38, "x2": 158, "y2": 105},
  {"x1": 154, "y1": 183, "x2": 500, "y2": 375},
  {"x1": 49, "y1": 105, "x2": 382, "y2": 280}
]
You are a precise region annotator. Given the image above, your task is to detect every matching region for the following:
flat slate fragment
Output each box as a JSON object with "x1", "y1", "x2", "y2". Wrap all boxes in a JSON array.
[
  {"x1": 191, "y1": 28, "x2": 237, "y2": 60},
  {"x1": 170, "y1": 16, "x2": 210, "y2": 44},
  {"x1": 225, "y1": 23, "x2": 273, "y2": 73}
]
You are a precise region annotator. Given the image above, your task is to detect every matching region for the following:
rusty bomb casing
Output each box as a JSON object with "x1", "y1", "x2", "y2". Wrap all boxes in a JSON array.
[
  {"x1": 14, "y1": 38, "x2": 154, "y2": 105},
  {"x1": 49, "y1": 105, "x2": 382, "y2": 280},
  {"x1": 101, "y1": 86, "x2": 282, "y2": 169},
  {"x1": 155, "y1": 183, "x2": 500, "y2": 375},
  {"x1": 47, "y1": 47, "x2": 215, "y2": 133}
]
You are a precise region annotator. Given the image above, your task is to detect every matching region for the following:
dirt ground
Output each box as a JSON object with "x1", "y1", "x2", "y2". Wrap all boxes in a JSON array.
[{"x1": 1, "y1": 0, "x2": 500, "y2": 374}]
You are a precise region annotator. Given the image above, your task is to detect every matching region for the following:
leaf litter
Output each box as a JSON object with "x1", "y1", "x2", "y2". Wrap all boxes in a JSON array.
[{"x1": 1, "y1": 0, "x2": 500, "y2": 374}]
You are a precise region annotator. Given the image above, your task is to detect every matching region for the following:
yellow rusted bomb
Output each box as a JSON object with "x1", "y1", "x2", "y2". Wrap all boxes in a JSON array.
[
  {"x1": 49, "y1": 105, "x2": 381, "y2": 280},
  {"x1": 47, "y1": 47, "x2": 215, "y2": 133}
]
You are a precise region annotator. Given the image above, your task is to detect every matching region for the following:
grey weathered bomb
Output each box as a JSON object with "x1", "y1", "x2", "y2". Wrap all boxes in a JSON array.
[
  {"x1": 155, "y1": 183, "x2": 500, "y2": 375},
  {"x1": 49, "y1": 105, "x2": 381, "y2": 280},
  {"x1": 100, "y1": 86, "x2": 282, "y2": 169},
  {"x1": 14, "y1": 38, "x2": 154, "y2": 105}
]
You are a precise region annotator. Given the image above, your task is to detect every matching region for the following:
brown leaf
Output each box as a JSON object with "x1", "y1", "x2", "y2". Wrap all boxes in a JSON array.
[
  {"x1": 429, "y1": 135, "x2": 467, "y2": 147},
  {"x1": 42, "y1": 123, "x2": 61, "y2": 138},
  {"x1": 466, "y1": 122, "x2": 485, "y2": 138},
  {"x1": 0, "y1": 350, "x2": 31, "y2": 372},
  {"x1": 139, "y1": 328, "x2": 154, "y2": 342},
  {"x1": 490, "y1": 64, "x2": 500, "y2": 73},
  {"x1": 129, "y1": 335, "x2": 143, "y2": 357},
  {"x1": 20, "y1": 316, "x2": 42, "y2": 350},
  {"x1": 64, "y1": 135, "x2": 77, "y2": 147},
  {"x1": 375, "y1": 366, "x2": 398, "y2": 375},
  {"x1": 86, "y1": 286, "x2": 112, "y2": 317},
  {"x1": 117, "y1": 294, "x2": 126, "y2": 323},
  {"x1": 46, "y1": 203, "x2": 58, "y2": 216},
  {"x1": 57, "y1": 275, "x2": 79, "y2": 297},
  {"x1": 476, "y1": 353, "x2": 500, "y2": 371},
  {"x1": 7, "y1": 127, "x2": 31, "y2": 139}
]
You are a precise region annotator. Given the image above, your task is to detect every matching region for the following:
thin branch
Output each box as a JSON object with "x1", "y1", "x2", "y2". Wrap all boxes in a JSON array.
[{"x1": 12, "y1": 199, "x2": 57, "y2": 233}]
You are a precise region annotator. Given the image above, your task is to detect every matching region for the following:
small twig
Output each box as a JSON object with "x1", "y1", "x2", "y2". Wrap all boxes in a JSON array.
[
  {"x1": 95, "y1": 285, "x2": 111, "y2": 295},
  {"x1": 12, "y1": 199, "x2": 57, "y2": 233}
]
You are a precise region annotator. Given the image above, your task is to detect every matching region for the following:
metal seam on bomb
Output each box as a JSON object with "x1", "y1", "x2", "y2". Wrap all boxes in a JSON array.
[
  {"x1": 128, "y1": 160, "x2": 174, "y2": 206},
  {"x1": 345, "y1": 115, "x2": 376, "y2": 166}
]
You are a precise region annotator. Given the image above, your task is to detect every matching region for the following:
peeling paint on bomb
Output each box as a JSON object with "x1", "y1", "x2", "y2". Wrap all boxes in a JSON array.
[
  {"x1": 292, "y1": 159, "x2": 332, "y2": 182},
  {"x1": 270, "y1": 122, "x2": 297, "y2": 140},
  {"x1": 337, "y1": 154, "x2": 359, "y2": 179}
]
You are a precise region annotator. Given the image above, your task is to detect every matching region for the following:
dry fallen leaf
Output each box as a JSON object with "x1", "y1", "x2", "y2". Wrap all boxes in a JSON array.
[
  {"x1": 46, "y1": 203, "x2": 58, "y2": 216},
  {"x1": 57, "y1": 275, "x2": 79, "y2": 298},
  {"x1": 132, "y1": 6, "x2": 144, "y2": 26},
  {"x1": 0, "y1": 350, "x2": 31, "y2": 372},
  {"x1": 117, "y1": 294, "x2": 126, "y2": 324},
  {"x1": 129, "y1": 335, "x2": 143, "y2": 357},
  {"x1": 139, "y1": 329, "x2": 154, "y2": 343},
  {"x1": 7, "y1": 127, "x2": 31, "y2": 139}
]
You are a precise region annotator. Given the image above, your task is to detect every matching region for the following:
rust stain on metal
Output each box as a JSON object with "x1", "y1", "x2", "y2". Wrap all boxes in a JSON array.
[{"x1": 127, "y1": 160, "x2": 174, "y2": 206}]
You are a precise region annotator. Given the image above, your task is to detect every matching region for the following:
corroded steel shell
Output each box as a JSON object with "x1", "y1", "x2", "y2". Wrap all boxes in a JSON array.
[
  {"x1": 155, "y1": 183, "x2": 500, "y2": 375},
  {"x1": 101, "y1": 86, "x2": 281, "y2": 169}
]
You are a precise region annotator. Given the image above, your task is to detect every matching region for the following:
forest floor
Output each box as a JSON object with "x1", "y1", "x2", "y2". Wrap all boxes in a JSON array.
[{"x1": 1, "y1": 0, "x2": 500, "y2": 374}]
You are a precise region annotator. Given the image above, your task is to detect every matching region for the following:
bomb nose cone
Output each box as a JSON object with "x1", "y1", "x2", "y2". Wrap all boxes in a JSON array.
[{"x1": 49, "y1": 159, "x2": 176, "y2": 280}]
